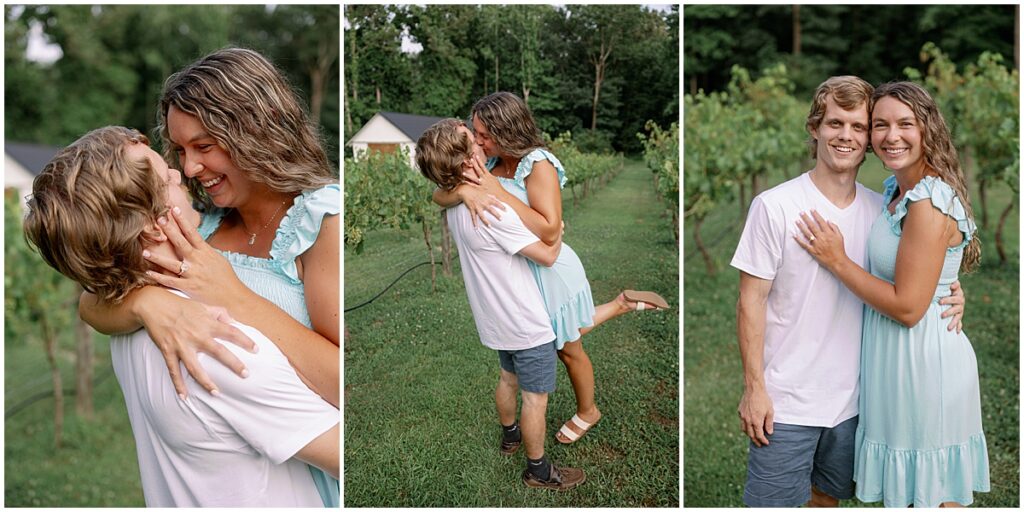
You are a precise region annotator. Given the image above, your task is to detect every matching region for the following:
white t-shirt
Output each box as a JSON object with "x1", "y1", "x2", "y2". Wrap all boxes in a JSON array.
[
  {"x1": 446, "y1": 203, "x2": 555, "y2": 350},
  {"x1": 110, "y1": 304, "x2": 339, "y2": 507},
  {"x1": 731, "y1": 171, "x2": 884, "y2": 427}
]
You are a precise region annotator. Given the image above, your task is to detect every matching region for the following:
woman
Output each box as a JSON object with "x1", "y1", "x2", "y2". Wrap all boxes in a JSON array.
[
  {"x1": 795, "y1": 81, "x2": 989, "y2": 507},
  {"x1": 434, "y1": 92, "x2": 669, "y2": 444},
  {"x1": 78, "y1": 48, "x2": 340, "y2": 506}
]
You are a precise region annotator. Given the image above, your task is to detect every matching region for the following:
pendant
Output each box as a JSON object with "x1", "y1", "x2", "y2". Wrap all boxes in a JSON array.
[{"x1": 248, "y1": 233, "x2": 257, "y2": 245}]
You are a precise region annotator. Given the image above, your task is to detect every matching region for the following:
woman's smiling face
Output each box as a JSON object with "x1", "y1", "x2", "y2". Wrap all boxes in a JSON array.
[
  {"x1": 167, "y1": 105, "x2": 254, "y2": 209},
  {"x1": 871, "y1": 96, "x2": 925, "y2": 173}
]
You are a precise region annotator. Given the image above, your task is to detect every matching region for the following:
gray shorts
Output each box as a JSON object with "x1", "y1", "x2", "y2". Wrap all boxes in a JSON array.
[
  {"x1": 743, "y1": 415, "x2": 857, "y2": 507},
  {"x1": 497, "y1": 341, "x2": 556, "y2": 393}
]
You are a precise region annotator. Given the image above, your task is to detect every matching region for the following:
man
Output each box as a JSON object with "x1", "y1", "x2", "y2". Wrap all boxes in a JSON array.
[
  {"x1": 731, "y1": 76, "x2": 964, "y2": 507},
  {"x1": 23, "y1": 126, "x2": 339, "y2": 507},
  {"x1": 415, "y1": 118, "x2": 585, "y2": 490}
]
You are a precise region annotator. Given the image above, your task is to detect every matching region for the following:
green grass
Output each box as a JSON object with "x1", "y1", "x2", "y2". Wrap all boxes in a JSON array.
[
  {"x1": 683, "y1": 157, "x2": 1020, "y2": 507},
  {"x1": 344, "y1": 159, "x2": 679, "y2": 506},
  {"x1": 5, "y1": 334, "x2": 146, "y2": 507}
]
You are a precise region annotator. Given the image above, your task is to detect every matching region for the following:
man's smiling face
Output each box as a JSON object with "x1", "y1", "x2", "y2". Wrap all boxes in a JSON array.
[{"x1": 812, "y1": 95, "x2": 869, "y2": 175}]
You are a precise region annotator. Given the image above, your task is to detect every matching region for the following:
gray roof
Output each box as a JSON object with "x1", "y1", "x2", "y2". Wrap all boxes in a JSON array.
[
  {"x1": 6, "y1": 141, "x2": 61, "y2": 176},
  {"x1": 379, "y1": 112, "x2": 449, "y2": 141}
]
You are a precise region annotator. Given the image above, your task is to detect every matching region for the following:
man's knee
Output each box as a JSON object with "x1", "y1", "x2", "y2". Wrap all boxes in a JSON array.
[
  {"x1": 498, "y1": 369, "x2": 518, "y2": 388},
  {"x1": 521, "y1": 390, "x2": 548, "y2": 409}
]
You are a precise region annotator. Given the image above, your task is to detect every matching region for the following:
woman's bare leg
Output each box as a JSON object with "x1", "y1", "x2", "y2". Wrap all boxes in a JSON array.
[
  {"x1": 939, "y1": 502, "x2": 964, "y2": 508},
  {"x1": 578, "y1": 294, "x2": 633, "y2": 337},
  {"x1": 555, "y1": 339, "x2": 602, "y2": 442}
]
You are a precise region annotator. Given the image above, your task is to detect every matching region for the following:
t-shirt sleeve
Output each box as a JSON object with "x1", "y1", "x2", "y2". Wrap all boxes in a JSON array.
[
  {"x1": 480, "y1": 203, "x2": 541, "y2": 255},
  {"x1": 193, "y1": 323, "x2": 339, "y2": 464},
  {"x1": 730, "y1": 195, "x2": 783, "y2": 280}
]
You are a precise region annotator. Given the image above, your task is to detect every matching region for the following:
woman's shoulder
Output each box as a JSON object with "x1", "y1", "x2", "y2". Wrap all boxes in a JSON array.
[
  {"x1": 892, "y1": 176, "x2": 976, "y2": 241},
  {"x1": 903, "y1": 176, "x2": 963, "y2": 216},
  {"x1": 270, "y1": 184, "x2": 340, "y2": 281},
  {"x1": 514, "y1": 148, "x2": 567, "y2": 189}
]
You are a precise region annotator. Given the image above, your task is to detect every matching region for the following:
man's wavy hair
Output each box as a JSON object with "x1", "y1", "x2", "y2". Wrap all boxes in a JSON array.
[
  {"x1": 805, "y1": 76, "x2": 875, "y2": 159},
  {"x1": 157, "y1": 47, "x2": 335, "y2": 210},
  {"x1": 471, "y1": 91, "x2": 546, "y2": 159},
  {"x1": 872, "y1": 81, "x2": 981, "y2": 272},
  {"x1": 24, "y1": 126, "x2": 167, "y2": 303},
  {"x1": 416, "y1": 119, "x2": 473, "y2": 191}
]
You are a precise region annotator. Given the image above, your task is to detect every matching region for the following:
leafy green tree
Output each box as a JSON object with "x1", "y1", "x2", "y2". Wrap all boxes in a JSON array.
[
  {"x1": 726, "y1": 64, "x2": 807, "y2": 215},
  {"x1": 343, "y1": 4, "x2": 413, "y2": 136},
  {"x1": 7, "y1": 5, "x2": 338, "y2": 161},
  {"x1": 639, "y1": 121, "x2": 680, "y2": 242},
  {"x1": 5, "y1": 194, "x2": 79, "y2": 448},
  {"x1": 684, "y1": 91, "x2": 736, "y2": 274},
  {"x1": 685, "y1": 5, "x2": 1016, "y2": 98},
  {"x1": 404, "y1": 5, "x2": 480, "y2": 116},
  {"x1": 343, "y1": 4, "x2": 677, "y2": 153}
]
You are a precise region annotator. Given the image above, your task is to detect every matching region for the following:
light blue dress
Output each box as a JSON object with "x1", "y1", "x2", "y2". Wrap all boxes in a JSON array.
[
  {"x1": 487, "y1": 149, "x2": 596, "y2": 349},
  {"x1": 198, "y1": 184, "x2": 340, "y2": 508},
  {"x1": 854, "y1": 176, "x2": 989, "y2": 507}
]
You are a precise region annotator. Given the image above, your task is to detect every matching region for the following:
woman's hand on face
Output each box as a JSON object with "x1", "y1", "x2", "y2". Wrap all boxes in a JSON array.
[
  {"x1": 143, "y1": 207, "x2": 248, "y2": 307},
  {"x1": 136, "y1": 290, "x2": 258, "y2": 399},
  {"x1": 794, "y1": 210, "x2": 848, "y2": 271},
  {"x1": 468, "y1": 154, "x2": 504, "y2": 196},
  {"x1": 457, "y1": 155, "x2": 506, "y2": 227}
]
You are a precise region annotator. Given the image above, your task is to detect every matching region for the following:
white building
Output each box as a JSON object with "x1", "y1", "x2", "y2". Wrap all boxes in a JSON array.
[
  {"x1": 347, "y1": 112, "x2": 448, "y2": 168},
  {"x1": 5, "y1": 141, "x2": 60, "y2": 211}
]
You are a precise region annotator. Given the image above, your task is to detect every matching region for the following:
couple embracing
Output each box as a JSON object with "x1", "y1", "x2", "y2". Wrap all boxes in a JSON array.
[
  {"x1": 415, "y1": 92, "x2": 670, "y2": 490},
  {"x1": 25, "y1": 48, "x2": 339, "y2": 507},
  {"x1": 735, "y1": 76, "x2": 990, "y2": 507}
]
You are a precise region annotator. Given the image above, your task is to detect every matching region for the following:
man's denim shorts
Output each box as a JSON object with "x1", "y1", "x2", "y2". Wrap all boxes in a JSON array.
[
  {"x1": 743, "y1": 415, "x2": 858, "y2": 507},
  {"x1": 497, "y1": 341, "x2": 556, "y2": 393}
]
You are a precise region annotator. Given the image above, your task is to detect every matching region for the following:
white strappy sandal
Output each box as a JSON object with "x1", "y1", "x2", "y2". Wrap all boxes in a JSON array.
[{"x1": 556, "y1": 414, "x2": 598, "y2": 444}]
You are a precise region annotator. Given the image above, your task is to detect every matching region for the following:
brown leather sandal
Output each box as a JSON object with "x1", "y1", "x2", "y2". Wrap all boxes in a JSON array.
[{"x1": 623, "y1": 290, "x2": 671, "y2": 310}]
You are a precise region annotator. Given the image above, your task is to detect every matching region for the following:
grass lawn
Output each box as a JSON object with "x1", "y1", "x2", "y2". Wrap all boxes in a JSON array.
[
  {"x1": 5, "y1": 334, "x2": 146, "y2": 506},
  {"x1": 344, "y1": 158, "x2": 680, "y2": 506},
  {"x1": 683, "y1": 157, "x2": 1020, "y2": 507}
]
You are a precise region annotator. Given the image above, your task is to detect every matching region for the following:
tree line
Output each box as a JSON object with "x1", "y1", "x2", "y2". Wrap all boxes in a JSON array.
[
  {"x1": 685, "y1": 5, "x2": 1018, "y2": 99},
  {"x1": 345, "y1": 4, "x2": 678, "y2": 154},
  {"x1": 5, "y1": 5, "x2": 339, "y2": 165}
]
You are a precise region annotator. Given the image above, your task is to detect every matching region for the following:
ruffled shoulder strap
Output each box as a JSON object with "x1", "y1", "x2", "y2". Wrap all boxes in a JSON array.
[
  {"x1": 197, "y1": 207, "x2": 228, "y2": 241},
  {"x1": 269, "y1": 184, "x2": 340, "y2": 283},
  {"x1": 880, "y1": 175, "x2": 899, "y2": 209},
  {"x1": 512, "y1": 148, "x2": 568, "y2": 190},
  {"x1": 888, "y1": 176, "x2": 976, "y2": 249}
]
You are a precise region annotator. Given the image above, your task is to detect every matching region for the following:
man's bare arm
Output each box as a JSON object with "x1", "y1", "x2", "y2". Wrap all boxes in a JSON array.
[
  {"x1": 295, "y1": 424, "x2": 339, "y2": 479},
  {"x1": 737, "y1": 271, "x2": 775, "y2": 447}
]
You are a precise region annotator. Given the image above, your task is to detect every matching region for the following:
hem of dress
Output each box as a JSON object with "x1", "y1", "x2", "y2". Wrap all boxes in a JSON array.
[{"x1": 854, "y1": 425, "x2": 990, "y2": 508}]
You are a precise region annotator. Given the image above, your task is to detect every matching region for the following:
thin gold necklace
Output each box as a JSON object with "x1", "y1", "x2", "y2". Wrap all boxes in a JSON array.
[{"x1": 241, "y1": 200, "x2": 287, "y2": 246}]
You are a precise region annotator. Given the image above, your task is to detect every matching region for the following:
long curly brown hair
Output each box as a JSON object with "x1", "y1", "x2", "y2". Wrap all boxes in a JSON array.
[
  {"x1": 471, "y1": 92, "x2": 546, "y2": 159},
  {"x1": 873, "y1": 81, "x2": 980, "y2": 272}
]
